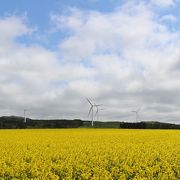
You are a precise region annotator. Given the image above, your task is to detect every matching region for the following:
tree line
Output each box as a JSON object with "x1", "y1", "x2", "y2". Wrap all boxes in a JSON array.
[{"x1": 0, "y1": 116, "x2": 179, "y2": 129}]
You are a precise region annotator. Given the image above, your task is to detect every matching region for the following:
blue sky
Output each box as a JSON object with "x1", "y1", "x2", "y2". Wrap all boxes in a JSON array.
[
  {"x1": 0, "y1": 0, "x2": 180, "y2": 123},
  {"x1": 0, "y1": 0, "x2": 179, "y2": 48},
  {"x1": 0, "y1": 0, "x2": 180, "y2": 49},
  {"x1": 0, "y1": 0, "x2": 128, "y2": 49}
]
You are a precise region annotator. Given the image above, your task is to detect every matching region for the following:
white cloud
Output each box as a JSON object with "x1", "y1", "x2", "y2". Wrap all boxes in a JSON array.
[
  {"x1": 161, "y1": 14, "x2": 177, "y2": 22},
  {"x1": 0, "y1": 1, "x2": 180, "y2": 123},
  {"x1": 0, "y1": 15, "x2": 34, "y2": 45},
  {"x1": 150, "y1": 0, "x2": 175, "y2": 7},
  {"x1": 51, "y1": 1, "x2": 180, "y2": 123},
  {"x1": 0, "y1": 15, "x2": 95, "y2": 119}
]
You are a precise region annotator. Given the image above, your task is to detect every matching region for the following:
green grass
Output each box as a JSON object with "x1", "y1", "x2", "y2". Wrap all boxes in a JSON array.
[{"x1": 81, "y1": 121, "x2": 120, "y2": 128}]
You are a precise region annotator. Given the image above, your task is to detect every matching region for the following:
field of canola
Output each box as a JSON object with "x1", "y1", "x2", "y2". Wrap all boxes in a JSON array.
[{"x1": 0, "y1": 129, "x2": 179, "y2": 179}]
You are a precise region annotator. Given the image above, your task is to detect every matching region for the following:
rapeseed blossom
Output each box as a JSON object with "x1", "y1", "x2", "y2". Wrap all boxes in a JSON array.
[{"x1": 0, "y1": 129, "x2": 179, "y2": 179}]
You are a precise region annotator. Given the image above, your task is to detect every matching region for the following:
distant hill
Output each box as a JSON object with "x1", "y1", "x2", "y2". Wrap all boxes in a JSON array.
[
  {"x1": 0, "y1": 116, "x2": 179, "y2": 129},
  {"x1": 120, "y1": 121, "x2": 180, "y2": 129},
  {"x1": 0, "y1": 116, "x2": 82, "y2": 129}
]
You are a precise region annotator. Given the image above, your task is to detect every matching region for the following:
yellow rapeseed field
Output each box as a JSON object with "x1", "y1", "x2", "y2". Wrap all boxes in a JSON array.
[{"x1": 0, "y1": 129, "x2": 179, "y2": 179}]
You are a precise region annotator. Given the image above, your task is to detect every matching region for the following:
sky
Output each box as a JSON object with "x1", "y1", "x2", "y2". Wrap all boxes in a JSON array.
[{"x1": 0, "y1": 0, "x2": 180, "y2": 123}]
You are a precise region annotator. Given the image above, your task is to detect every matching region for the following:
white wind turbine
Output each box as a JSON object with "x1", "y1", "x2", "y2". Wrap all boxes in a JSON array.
[
  {"x1": 24, "y1": 109, "x2": 27, "y2": 123},
  {"x1": 132, "y1": 107, "x2": 141, "y2": 122},
  {"x1": 87, "y1": 98, "x2": 95, "y2": 127}
]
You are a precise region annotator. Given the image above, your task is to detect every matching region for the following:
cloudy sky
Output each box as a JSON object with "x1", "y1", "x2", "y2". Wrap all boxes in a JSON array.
[{"x1": 0, "y1": 0, "x2": 180, "y2": 123}]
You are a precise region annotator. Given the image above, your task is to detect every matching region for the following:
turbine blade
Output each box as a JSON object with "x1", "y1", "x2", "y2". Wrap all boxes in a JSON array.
[
  {"x1": 95, "y1": 108, "x2": 98, "y2": 116},
  {"x1": 86, "y1": 98, "x2": 93, "y2": 106},
  {"x1": 88, "y1": 106, "x2": 93, "y2": 116}
]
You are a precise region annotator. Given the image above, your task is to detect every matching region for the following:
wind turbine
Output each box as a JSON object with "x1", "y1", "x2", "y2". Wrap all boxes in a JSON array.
[
  {"x1": 24, "y1": 109, "x2": 27, "y2": 123},
  {"x1": 132, "y1": 107, "x2": 141, "y2": 122},
  {"x1": 87, "y1": 98, "x2": 94, "y2": 127},
  {"x1": 94, "y1": 104, "x2": 103, "y2": 121}
]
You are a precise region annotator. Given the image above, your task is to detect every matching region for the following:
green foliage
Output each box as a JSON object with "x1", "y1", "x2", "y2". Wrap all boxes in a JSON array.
[
  {"x1": 0, "y1": 116, "x2": 179, "y2": 129},
  {"x1": 81, "y1": 121, "x2": 120, "y2": 128}
]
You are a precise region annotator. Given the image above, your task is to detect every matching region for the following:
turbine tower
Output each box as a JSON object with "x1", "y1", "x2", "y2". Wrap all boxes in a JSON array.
[
  {"x1": 132, "y1": 107, "x2": 141, "y2": 122},
  {"x1": 132, "y1": 111, "x2": 138, "y2": 122},
  {"x1": 24, "y1": 109, "x2": 27, "y2": 123},
  {"x1": 87, "y1": 98, "x2": 94, "y2": 127}
]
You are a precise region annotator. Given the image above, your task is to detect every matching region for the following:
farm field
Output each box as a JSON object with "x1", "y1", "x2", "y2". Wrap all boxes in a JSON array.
[{"x1": 0, "y1": 129, "x2": 179, "y2": 179}]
